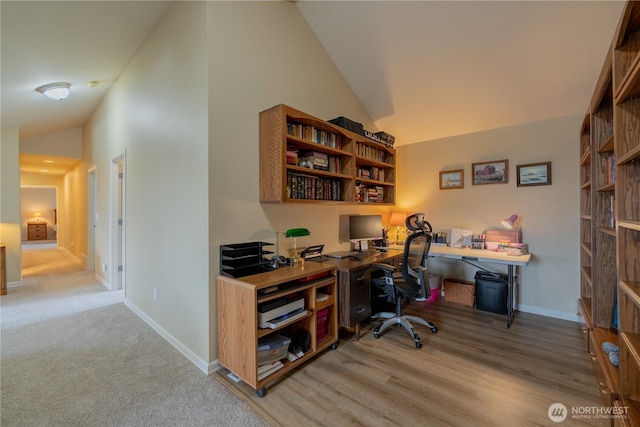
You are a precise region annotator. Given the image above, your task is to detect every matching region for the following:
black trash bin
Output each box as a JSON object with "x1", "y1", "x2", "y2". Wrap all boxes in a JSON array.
[{"x1": 475, "y1": 271, "x2": 508, "y2": 314}]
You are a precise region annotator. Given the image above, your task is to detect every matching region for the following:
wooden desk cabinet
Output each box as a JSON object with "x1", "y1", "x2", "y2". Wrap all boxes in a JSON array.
[
  {"x1": 27, "y1": 222, "x2": 47, "y2": 240},
  {"x1": 333, "y1": 251, "x2": 403, "y2": 339},
  {"x1": 217, "y1": 263, "x2": 338, "y2": 397}
]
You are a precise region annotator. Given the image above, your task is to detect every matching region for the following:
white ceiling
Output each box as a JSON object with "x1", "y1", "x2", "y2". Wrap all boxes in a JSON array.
[
  {"x1": 297, "y1": 0, "x2": 626, "y2": 145},
  {"x1": 1, "y1": 1, "x2": 627, "y2": 174}
]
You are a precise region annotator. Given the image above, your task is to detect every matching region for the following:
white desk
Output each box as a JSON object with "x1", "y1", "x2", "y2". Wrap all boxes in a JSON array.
[{"x1": 428, "y1": 245, "x2": 532, "y2": 327}]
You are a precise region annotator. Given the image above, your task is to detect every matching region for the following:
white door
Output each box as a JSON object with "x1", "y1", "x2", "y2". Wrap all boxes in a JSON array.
[{"x1": 111, "y1": 154, "x2": 125, "y2": 291}]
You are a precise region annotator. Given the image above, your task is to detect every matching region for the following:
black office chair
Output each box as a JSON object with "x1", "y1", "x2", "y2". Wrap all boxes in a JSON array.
[{"x1": 371, "y1": 213, "x2": 438, "y2": 348}]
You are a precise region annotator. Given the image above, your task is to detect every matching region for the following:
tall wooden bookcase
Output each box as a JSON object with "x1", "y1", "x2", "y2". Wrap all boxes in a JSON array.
[
  {"x1": 580, "y1": 2, "x2": 640, "y2": 424},
  {"x1": 259, "y1": 104, "x2": 396, "y2": 205}
]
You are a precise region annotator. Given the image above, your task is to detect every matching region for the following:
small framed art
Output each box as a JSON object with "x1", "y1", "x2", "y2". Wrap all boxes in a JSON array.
[
  {"x1": 472, "y1": 159, "x2": 508, "y2": 185},
  {"x1": 439, "y1": 169, "x2": 464, "y2": 190},
  {"x1": 517, "y1": 161, "x2": 551, "y2": 187}
]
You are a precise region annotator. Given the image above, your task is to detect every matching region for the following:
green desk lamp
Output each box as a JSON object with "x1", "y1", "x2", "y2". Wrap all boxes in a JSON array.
[{"x1": 285, "y1": 228, "x2": 310, "y2": 262}]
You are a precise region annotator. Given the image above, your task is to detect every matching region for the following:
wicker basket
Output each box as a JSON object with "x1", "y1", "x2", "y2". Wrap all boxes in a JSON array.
[{"x1": 444, "y1": 278, "x2": 475, "y2": 306}]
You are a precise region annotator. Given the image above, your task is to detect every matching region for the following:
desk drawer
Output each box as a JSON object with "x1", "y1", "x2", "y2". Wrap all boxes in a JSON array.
[
  {"x1": 338, "y1": 267, "x2": 371, "y2": 328},
  {"x1": 349, "y1": 270, "x2": 371, "y2": 325}
]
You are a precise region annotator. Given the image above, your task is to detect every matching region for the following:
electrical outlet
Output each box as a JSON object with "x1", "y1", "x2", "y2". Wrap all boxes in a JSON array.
[{"x1": 153, "y1": 287, "x2": 158, "y2": 300}]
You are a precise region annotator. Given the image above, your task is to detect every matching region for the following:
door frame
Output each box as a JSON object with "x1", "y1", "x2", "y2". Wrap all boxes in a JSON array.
[
  {"x1": 87, "y1": 166, "x2": 97, "y2": 271},
  {"x1": 110, "y1": 152, "x2": 126, "y2": 291}
]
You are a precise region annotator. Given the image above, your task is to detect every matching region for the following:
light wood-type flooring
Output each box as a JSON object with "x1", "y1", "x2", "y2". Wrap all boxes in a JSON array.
[{"x1": 215, "y1": 298, "x2": 609, "y2": 427}]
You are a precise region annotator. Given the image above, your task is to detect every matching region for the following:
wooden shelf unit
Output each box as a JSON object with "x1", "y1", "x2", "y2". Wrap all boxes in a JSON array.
[
  {"x1": 259, "y1": 104, "x2": 396, "y2": 204},
  {"x1": 580, "y1": 3, "x2": 640, "y2": 424},
  {"x1": 217, "y1": 263, "x2": 339, "y2": 397}
]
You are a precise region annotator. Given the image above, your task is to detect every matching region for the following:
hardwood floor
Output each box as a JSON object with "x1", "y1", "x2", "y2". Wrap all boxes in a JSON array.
[{"x1": 215, "y1": 299, "x2": 608, "y2": 427}]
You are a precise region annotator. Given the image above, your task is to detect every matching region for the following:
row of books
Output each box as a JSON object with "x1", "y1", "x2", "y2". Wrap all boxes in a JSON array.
[
  {"x1": 355, "y1": 184, "x2": 385, "y2": 203},
  {"x1": 287, "y1": 172, "x2": 343, "y2": 201},
  {"x1": 287, "y1": 122, "x2": 343, "y2": 150},
  {"x1": 606, "y1": 154, "x2": 615, "y2": 185},
  {"x1": 357, "y1": 166, "x2": 386, "y2": 182},
  {"x1": 355, "y1": 142, "x2": 388, "y2": 163}
]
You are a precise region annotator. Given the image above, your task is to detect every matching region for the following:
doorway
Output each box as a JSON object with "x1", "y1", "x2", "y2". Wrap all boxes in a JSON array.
[{"x1": 20, "y1": 186, "x2": 58, "y2": 248}]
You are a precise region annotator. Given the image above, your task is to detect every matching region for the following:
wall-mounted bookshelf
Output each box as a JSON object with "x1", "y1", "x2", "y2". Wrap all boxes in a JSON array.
[{"x1": 259, "y1": 104, "x2": 396, "y2": 205}]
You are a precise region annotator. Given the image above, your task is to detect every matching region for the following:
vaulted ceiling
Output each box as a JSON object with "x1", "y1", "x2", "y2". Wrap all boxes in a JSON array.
[{"x1": 1, "y1": 1, "x2": 626, "y2": 175}]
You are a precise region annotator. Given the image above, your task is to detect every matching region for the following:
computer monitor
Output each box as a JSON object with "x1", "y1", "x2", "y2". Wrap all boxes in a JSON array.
[{"x1": 349, "y1": 214, "x2": 383, "y2": 250}]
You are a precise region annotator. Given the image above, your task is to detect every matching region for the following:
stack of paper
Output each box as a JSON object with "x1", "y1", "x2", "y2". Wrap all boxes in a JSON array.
[{"x1": 258, "y1": 360, "x2": 284, "y2": 380}]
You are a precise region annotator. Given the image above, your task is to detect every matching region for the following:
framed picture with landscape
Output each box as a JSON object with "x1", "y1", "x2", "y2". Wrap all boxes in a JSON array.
[
  {"x1": 439, "y1": 169, "x2": 464, "y2": 190},
  {"x1": 517, "y1": 161, "x2": 551, "y2": 187},
  {"x1": 472, "y1": 159, "x2": 508, "y2": 185}
]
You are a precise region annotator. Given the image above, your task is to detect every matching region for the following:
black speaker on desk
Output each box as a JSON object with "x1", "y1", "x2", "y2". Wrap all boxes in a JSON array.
[{"x1": 475, "y1": 271, "x2": 508, "y2": 314}]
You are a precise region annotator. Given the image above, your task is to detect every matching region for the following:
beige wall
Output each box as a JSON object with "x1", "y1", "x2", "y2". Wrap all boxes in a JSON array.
[
  {"x1": 1, "y1": 127, "x2": 22, "y2": 284},
  {"x1": 20, "y1": 127, "x2": 82, "y2": 158},
  {"x1": 207, "y1": 1, "x2": 390, "y2": 362},
  {"x1": 396, "y1": 114, "x2": 581, "y2": 319},
  {"x1": 81, "y1": 2, "x2": 210, "y2": 368}
]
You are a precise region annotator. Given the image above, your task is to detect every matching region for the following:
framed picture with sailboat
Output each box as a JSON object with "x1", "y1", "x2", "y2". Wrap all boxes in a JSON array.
[{"x1": 516, "y1": 162, "x2": 551, "y2": 187}]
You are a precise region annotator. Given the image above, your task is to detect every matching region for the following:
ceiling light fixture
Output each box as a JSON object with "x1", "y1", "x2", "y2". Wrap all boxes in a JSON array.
[{"x1": 36, "y1": 82, "x2": 71, "y2": 100}]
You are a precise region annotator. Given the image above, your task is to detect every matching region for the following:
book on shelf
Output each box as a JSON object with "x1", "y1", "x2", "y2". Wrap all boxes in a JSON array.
[
  {"x1": 607, "y1": 154, "x2": 616, "y2": 185},
  {"x1": 286, "y1": 122, "x2": 343, "y2": 150},
  {"x1": 287, "y1": 172, "x2": 342, "y2": 201},
  {"x1": 258, "y1": 360, "x2": 284, "y2": 380},
  {"x1": 286, "y1": 150, "x2": 298, "y2": 165}
]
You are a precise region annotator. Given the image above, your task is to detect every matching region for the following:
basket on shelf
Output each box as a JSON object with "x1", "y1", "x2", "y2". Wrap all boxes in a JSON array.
[{"x1": 443, "y1": 278, "x2": 475, "y2": 306}]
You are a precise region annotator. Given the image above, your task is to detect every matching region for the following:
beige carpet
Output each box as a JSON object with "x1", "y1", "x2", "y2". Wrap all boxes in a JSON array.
[{"x1": 1, "y1": 248, "x2": 270, "y2": 427}]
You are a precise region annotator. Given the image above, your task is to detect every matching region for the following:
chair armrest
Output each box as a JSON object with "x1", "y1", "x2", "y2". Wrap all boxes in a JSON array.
[
  {"x1": 415, "y1": 266, "x2": 430, "y2": 299},
  {"x1": 370, "y1": 262, "x2": 395, "y2": 273}
]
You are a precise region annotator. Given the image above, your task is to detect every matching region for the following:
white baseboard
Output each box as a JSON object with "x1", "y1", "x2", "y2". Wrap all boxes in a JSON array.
[
  {"x1": 95, "y1": 273, "x2": 109, "y2": 290},
  {"x1": 7, "y1": 280, "x2": 23, "y2": 288},
  {"x1": 517, "y1": 304, "x2": 581, "y2": 323},
  {"x1": 208, "y1": 359, "x2": 221, "y2": 375},
  {"x1": 124, "y1": 298, "x2": 210, "y2": 374},
  {"x1": 60, "y1": 246, "x2": 82, "y2": 265}
]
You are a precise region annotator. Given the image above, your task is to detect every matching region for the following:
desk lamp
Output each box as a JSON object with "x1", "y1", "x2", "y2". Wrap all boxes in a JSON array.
[
  {"x1": 389, "y1": 212, "x2": 407, "y2": 244},
  {"x1": 501, "y1": 214, "x2": 520, "y2": 243},
  {"x1": 285, "y1": 228, "x2": 310, "y2": 262},
  {"x1": 34, "y1": 212, "x2": 42, "y2": 223}
]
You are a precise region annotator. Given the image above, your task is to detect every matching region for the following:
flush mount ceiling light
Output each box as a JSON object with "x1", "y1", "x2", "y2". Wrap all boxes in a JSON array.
[{"x1": 36, "y1": 82, "x2": 70, "y2": 100}]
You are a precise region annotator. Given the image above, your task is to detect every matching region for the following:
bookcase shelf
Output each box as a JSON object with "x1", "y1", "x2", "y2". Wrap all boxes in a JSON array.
[
  {"x1": 218, "y1": 265, "x2": 339, "y2": 397},
  {"x1": 581, "y1": 3, "x2": 640, "y2": 424},
  {"x1": 259, "y1": 104, "x2": 396, "y2": 205}
]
